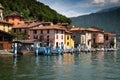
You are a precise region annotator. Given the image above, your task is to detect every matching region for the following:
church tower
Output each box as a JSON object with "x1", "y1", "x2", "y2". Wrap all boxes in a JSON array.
[{"x1": 0, "y1": 3, "x2": 4, "y2": 20}]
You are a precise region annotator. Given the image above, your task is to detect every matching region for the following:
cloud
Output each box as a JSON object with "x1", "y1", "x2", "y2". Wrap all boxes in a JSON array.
[
  {"x1": 92, "y1": 0, "x2": 105, "y2": 4},
  {"x1": 110, "y1": 0, "x2": 120, "y2": 3}
]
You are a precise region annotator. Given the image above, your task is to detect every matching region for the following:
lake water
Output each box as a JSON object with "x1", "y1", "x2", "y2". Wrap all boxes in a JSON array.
[{"x1": 0, "y1": 51, "x2": 120, "y2": 80}]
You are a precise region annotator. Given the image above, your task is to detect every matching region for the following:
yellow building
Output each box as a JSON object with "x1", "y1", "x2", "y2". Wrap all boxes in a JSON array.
[
  {"x1": 65, "y1": 31, "x2": 74, "y2": 49},
  {"x1": 0, "y1": 20, "x2": 13, "y2": 32},
  {"x1": 0, "y1": 3, "x2": 13, "y2": 32}
]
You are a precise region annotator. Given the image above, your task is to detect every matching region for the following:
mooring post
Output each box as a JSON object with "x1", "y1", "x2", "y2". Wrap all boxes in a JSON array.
[
  {"x1": 61, "y1": 44, "x2": 64, "y2": 55},
  {"x1": 78, "y1": 44, "x2": 81, "y2": 53},
  {"x1": 36, "y1": 43, "x2": 39, "y2": 56},
  {"x1": 13, "y1": 43, "x2": 17, "y2": 57}
]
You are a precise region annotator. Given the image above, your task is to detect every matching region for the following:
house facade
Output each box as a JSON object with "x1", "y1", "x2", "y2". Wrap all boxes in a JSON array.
[
  {"x1": 65, "y1": 31, "x2": 74, "y2": 49},
  {"x1": 70, "y1": 27, "x2": 105, "y2": 49},
  {"x1": 5, "y1": 12, "x2": 24, "y2": 26},
  {"x1": 87, "y1": 27, "x2": 104, "y2": 48},
  {"x1": 0, "y1": 21, "x2": 13, "y2": 32},
  {"x1": 0, "y1": 30, "x2": 14, "y2": 50},
  {"x1": 12, "y1": 21, "x2": 41, "y2": 40},
  {"x1": 104, "y1": 32, "x2": 116, "y2": 49},
  {"x1": 30, "y1": 25, "x2": 66, "y2": 49}
]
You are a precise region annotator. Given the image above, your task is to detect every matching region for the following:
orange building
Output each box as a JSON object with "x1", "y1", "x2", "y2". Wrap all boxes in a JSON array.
[{"x1": 5, "y1": 12, "x2": 24, "y2": 26}]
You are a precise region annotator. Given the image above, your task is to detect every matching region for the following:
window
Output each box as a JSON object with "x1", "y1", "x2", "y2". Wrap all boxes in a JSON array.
[
  {"x1": 67, "y1": 36, "x2": 69, "y2": 40},
  {"x1": 41, "y1": 30, "x2": 43, "y2": 34},
  {"x1": 67, "y1": 42, "x2": 69, "y2": 46},
  {"x1": 33, "y1": 30, "x2": 37, "y2": 34},
  {"x1": 73, "y1": 35, "x2": 75, "y2": 38},
  {"x1": 47, "y1": 35, "x2": 49, "y2": 42},
  {"x1": 47, "y1": 29, "x2": 49, "y2": 34},
  {"x1": 56, "y1": 30, "x2": 58, "y2": 33},
  {"x1": 61, "y1": 30, "x2": 63, "y2": 34},
  {"x1": 34, "y1": 35, "x2": 38, "y2": 39},
  {"x1": 61, "y1": 35, "x2": 63, "y2": 39},
  {"x1": 56, "y1": 35, "x2": 58, "y2": 39},
  {"x1": 56, "y1": 42, "x2": 58, "y2": 47}
]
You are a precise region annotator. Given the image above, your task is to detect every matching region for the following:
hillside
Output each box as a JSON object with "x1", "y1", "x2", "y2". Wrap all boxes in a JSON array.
[
  {"x1": 71, "y1": 6, "x2": 120, "y2": 34},
  {"x1": 0, "y1": 0, "x2": 71, "y2": 24}
]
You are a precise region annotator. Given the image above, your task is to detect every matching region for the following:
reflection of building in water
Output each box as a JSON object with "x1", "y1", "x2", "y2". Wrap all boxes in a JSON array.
[
  {"x1": 80, "y1": 53, "x2": 92, "y2": 64},
  {"x1": 113, "y1": 51, "x2": 117, "y2": 62},
  {"x1": 63, "y1": 54, "x2": 74, "y2": 65}
]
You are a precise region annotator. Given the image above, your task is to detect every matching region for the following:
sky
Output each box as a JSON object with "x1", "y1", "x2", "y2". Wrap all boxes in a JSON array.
[{"x1": 38, "y1": 0, "x2": 120, "y2": 17}]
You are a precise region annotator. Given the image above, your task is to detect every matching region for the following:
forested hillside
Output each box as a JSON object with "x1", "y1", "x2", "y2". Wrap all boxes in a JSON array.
[
  {"x1": 71, "y1": 7, "x2": 120, "y2": 34},
  {"x1": 0, "y1": 0, "x2": 71, "y2": 24}
]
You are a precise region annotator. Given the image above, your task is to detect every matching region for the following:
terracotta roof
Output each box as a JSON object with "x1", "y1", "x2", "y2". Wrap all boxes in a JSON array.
[
  {"x1": 0, "y1": 20, "x2": 13, "y2": 25},
  {"x1": 70, "y1": 27, "x2": 103, "y2": 32},
  {"x1": 12, "y1": 22, "x2": 41, "y2": 29},
  {"x1": 5, "y1": 12, "x2": 24, "y2": 18},
  {"x1": 104, "y1": 32, "x2": 116, "y2": 37},
  {"x1": 70, "y1": 27, "x2": 86, "y2": 31},
  {"x1": 31, "y1": 25, "x2": 66, "y2": 31},
  {"x1": 86, "y1": 28, "x2": 103, "y2": 32}
]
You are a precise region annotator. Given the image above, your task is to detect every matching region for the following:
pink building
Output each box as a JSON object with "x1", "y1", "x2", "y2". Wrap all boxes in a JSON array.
[{"x1": 30, "y1": 25, "x2": 66, "y2": 49}]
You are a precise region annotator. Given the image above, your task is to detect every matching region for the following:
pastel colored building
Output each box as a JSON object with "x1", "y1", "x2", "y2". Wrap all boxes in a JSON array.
[
  {"x1": 12, "y1": 21, "x2": 41, "y2": 40},
  {"x1": 0, "y1": 20, "x2": 13, "y2": 32},
  {"x1": 30, "y1": 25, "x2": 66, "y2": 49},
  {"x1": 65, "y1": 31, "x2": 74, "y2": 49},
  {"x1": 5, "y1": 12, "x2": 24, "y2": 26},
  {"x1": 70, "y1": 27, "x2": 92, "y2": 49},
  {"x1": 87, "y1": 27, "x2": 104, "y2": 48},
  {"x1": 104, "y1": 32, "x2": 116, "y2": 49},
  {"x1": 70, "y1": 27, "x2": 104, "y2": 49}
]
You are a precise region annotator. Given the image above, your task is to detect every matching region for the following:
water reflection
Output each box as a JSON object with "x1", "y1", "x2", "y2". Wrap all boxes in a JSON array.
[{"x1": 0, "y1": 51, "x2": 120, "y2": 80}]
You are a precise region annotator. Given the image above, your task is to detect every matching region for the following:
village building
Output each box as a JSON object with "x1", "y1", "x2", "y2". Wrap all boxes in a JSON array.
[
  {"x1": 0, "y1": 30, "x2": 14, "y2": 50},
  {"x1": 0, "y1": 3, "x2": 15, "y2": 50},
  {"x1": 12, "y1": 21, "x2": 41, "y2": 40},
  {"x1": 87, "y1": 27, "x2": 104, "y2": 48},
  {"x1": 70, "y1": 27, "x2": 104, "y2": 49},
  {"x1": 104, "y1": 32, "x2": 116, "y2": 49},
  {"x1": 0, "y1": 3, "x2": 13, "y2": 32},
  {"x1": 65, "y1": 30, "x2": 74, "y2": 49},
  {"x1": 30, "y1": 25, "x2": 66, "y2": 49},
  {"x1": 57, "y1": 23, "x2": 74, "y2": 49},
  {"x1": 0, "y1": 20, "x2": 13, "y2": 32},
  {"x1": 4, "y1": 12, "x2": 24, "y2": 26}
]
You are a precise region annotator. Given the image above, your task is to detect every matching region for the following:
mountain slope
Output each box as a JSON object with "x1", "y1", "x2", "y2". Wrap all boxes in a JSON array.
[
  {"x1": 0, "y1": 0, "x2": 71, "y2": 24},
  {"x1": 71, "y1": 7, "x2": 120, "y2": 34}
]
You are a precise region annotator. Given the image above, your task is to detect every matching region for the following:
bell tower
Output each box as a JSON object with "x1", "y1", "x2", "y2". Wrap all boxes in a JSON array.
[{"x1": 0, "y1": 3, "x2": 4, "y2": 20}]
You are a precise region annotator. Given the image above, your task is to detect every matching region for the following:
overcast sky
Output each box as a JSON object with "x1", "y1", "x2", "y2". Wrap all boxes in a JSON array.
[{"x1": 38, "y1": 0, "x2": 120, "y2": 17}]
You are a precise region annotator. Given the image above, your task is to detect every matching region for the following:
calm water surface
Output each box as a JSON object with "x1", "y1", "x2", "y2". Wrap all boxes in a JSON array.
[{"x1": 0, "y1": 51, "x2": 120, "y2": 80}]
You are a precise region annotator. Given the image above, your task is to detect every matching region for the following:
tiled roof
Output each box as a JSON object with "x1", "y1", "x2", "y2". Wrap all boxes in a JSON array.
[
  {"x1": 31, "y1": 25, "x2": 66, "y2": 31},
  {"x1": 12, "y1": 22, "x2": 41, "y2": 29},
  {"x1": 5, "y1": 12, "x2": 24, "y2": 18},
  {"x1": 86, "y1": 28, "x2": 103, "y2": 32},
  {"x1": 70, "y1": 27, "x2": 103, "y2": 32},
  {"x1": 0, "y1": 20, "x2": 13, "y2": 25},
  {"x1": 104, "y1": 32, "x2": 116, "y2": 37},
  {"x1": 70, "y1": 27, "x2": 86, "y2": 31}
]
